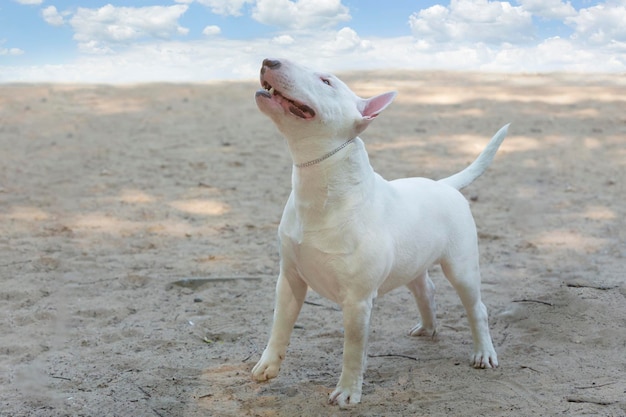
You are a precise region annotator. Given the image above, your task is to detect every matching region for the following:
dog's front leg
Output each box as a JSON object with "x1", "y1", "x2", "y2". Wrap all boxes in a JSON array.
[
  {"x1": 329, "y1": 297, "x2": 373, "y2": 408},
  {"x1": 252, "y1": 270, "x2": 307, "y2": 381}
]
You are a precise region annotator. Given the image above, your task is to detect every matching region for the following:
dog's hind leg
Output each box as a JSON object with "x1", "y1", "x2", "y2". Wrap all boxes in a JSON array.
[
  {"x1": 441, "y1": 254, "x2": 498, "y2": 369},
  {"x1": 406, "y1": 272, "x2": 437, "y2": 337}
]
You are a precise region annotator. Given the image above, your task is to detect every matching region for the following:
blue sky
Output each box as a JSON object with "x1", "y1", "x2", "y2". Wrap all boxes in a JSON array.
[{"x1": 1, "y1": 0, "x2": 624, "y2": 82}]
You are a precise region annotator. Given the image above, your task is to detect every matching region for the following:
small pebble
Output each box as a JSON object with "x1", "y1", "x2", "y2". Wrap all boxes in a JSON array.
[{"x1": 193, "y1": 298, "x2": 203, "y2": 303}]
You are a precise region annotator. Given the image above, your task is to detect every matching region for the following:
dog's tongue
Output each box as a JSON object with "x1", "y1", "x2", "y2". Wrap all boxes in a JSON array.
[
  {"x1": 273, "y1": 90, "x2": 315, "y2": 119},
  {"x1": 263, "y1": 86, "x2": 316, "y2": 119},
  {"x1": 288, "y1": 103, "x2": 315, "y2": 119}
]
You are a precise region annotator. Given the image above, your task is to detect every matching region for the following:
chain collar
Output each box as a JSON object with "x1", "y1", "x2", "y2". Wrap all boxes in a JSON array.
[{"x1": 294, "y1": 138, "x2": 356, "y2": 168}]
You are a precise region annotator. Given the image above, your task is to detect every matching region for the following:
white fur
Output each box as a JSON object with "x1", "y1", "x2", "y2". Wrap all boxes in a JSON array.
[{"x1": 251, "y1": 58, "x2": 507, "y2": 407}]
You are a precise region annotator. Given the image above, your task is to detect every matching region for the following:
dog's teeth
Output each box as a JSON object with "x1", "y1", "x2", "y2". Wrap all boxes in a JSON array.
[{"x1": 269, "y1": 87, "x2": 275, "y2": 95}]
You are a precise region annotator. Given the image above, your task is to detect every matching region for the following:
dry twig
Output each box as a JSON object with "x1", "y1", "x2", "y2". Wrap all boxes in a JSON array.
[
  {"x1": 512, "y1": 299, "x2": 553, "y2": 306},
  {"x1": 574, "y1": 381, "x2": 618, "y2": 390},
  {"x1": 566, "y1": 283, "x2": 617, "y2": 291},
  {"x1": 566, "y1": 396, "x2": 616, "y2": 406},
  {"x1": 368, "y1": 353, "x2": 419, "y2": 361}
]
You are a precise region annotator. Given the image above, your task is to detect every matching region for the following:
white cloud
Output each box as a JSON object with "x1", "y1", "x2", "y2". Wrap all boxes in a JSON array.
[
  {"x1": 0, "y1": 39, "x2": 25, "y2": 57},
  {"x1": 517, "y1": 0, "x2": 576, "y2": 19},
  {"x1": 566, "y1": 3, "x2": 626, "y2": 44},
  {"x1": 3, "y1": 0, "x2": 626, "y2": 83},
  {"x1": 1, "y1": 30, "x2": 625, "y2": 84},
  {"x1": 272, "y1": 34, "x2": 295, "y2": 45},
  {"x1": 252, "y1": 0, "x2": 350, "y2": 30},
  {"x1": 69, "y1": 4, "x2": 189, "y2": 53},
  {"x1": 409, "y1": 0, "x2": 533, "y2": 45},
  {"x1": 0, "y1": 47, "x2": 25, "y2": 56},
  {"x1": 323, "y1": 27, "x2": 371, "y2": 53},
  {"x1": 42, "y1": 6, "x2": 65, "y2": 26},
  {"x1": 202, "y1": 25, "x2": 221, "y2": 36},
  {"x1": 76, "y1": 40, "x2": 113, "y2": 55},
  {"x1": 13, "y1": 0, "x2": 43, "y2": 5},
  {"x1": 484, "y1": 36, "x2": 625, "y2": 72}
]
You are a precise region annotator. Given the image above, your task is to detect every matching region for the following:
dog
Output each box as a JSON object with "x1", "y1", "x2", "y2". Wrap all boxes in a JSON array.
[{"x1": 251, "y1": 58, "x2": 508, "y2": 407}]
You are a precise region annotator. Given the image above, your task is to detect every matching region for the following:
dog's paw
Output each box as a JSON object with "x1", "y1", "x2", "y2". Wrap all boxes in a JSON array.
[
  {"x1": 471, "y1": 349, "x2": 499, "y2": 369},
  {"x1": 251, "y1": 349, "x2": 283, "y2": 381},
  {"x1": 329, "y1": 385, "x2": 362, "y2": 408},
  {"x1": 408, "y1": 323, "x2": 437, "y2": 338}
]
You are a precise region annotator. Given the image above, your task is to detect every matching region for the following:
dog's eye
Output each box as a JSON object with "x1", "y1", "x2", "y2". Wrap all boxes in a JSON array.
[{"x1": 321, "y1": 78, "x2": 332, "y2": 86}]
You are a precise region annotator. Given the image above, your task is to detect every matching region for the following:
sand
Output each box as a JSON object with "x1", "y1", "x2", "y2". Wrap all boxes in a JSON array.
[{"x1": 1, "y1": 71, "x2": 625, "y2": 416}]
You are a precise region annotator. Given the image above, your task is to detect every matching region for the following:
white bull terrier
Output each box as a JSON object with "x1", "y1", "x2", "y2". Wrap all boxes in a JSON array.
[{"x1": 251, "y1": 58, "x2": 508, "y2": 407}]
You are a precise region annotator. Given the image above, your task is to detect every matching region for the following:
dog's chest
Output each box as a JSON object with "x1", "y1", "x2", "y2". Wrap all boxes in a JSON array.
[
  {"x1": 279, "y1": 205, "x2": 392, "y2": 302},
  {"x1": 278, "y1": 168, "x2": 396, "y2": 301},
  {"x1": 282, "y1": 229, "x2": 363, "y2": 302}
]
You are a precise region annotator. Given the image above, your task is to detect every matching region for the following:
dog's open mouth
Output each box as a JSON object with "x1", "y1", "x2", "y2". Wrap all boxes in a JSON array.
[{"x1": 256, "y1": 82, "x2": 316, "y2": 119}]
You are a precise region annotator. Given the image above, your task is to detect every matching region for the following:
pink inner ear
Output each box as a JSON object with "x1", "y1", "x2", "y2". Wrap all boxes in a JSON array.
[
  {"x1": 354, "y1": 91, "x2": 397, "y2": 135},
  {"x1": 361, "y1": 91, "x2": 397, "y2": 119}
]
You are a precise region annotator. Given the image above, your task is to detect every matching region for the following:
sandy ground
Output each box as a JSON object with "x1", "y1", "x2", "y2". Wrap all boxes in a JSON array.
[{"x1": 1, "y1": 71, "x2": 625, "y2": 417}]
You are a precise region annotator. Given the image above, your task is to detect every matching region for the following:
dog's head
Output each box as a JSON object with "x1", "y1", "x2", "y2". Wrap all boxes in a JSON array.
[{"x1": 255, "y1": 58, "x2": 396, "y2": 142}]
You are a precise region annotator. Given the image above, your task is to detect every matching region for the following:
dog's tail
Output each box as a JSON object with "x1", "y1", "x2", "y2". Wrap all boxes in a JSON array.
[{"x1": 439, "y1": 124, "x2": 510, "y2": 190}]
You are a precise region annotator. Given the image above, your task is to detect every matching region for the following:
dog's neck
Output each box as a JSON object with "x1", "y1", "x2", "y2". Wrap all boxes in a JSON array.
[
  {"x1": 283, "y1": 132, "x2": 350, "y2": 167},
  {"x1": 294, "y1": 138, "x2": 356, "y2": 168},
  {"x1": 289, "y1": 137, "x2": 375, "y2": 222}
]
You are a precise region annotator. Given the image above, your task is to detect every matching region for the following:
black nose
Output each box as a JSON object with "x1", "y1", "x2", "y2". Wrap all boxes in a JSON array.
[{"x1": 262, "y1": 59, "x2": 281, "y2": 69}]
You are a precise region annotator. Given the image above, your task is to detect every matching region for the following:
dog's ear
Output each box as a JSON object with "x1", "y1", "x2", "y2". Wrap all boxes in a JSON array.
[
  {"x1": 356, "y1": 91, "x2": 397, "y2": 134},
  {"x1": 359, "y1": 91, "x2": 397, "y2": 120}
]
